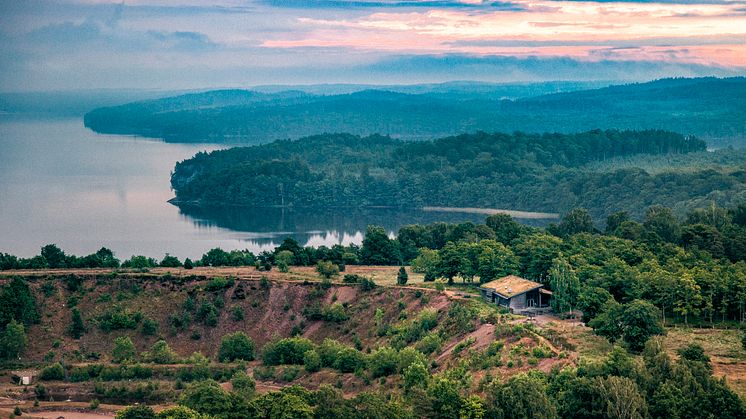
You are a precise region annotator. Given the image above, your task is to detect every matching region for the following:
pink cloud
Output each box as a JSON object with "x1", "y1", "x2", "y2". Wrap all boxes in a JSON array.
[{"x1": 262, "y1": 0, "x2": 746, "y2": 66}]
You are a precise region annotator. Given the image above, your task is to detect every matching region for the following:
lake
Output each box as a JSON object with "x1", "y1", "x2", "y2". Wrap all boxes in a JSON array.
[{"x1": 0, "y1": 119, "x2": 518, "y2": 260}]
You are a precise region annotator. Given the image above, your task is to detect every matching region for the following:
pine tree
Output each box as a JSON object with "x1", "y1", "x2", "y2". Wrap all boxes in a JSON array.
[
  {"x1": 397, "y1": 266, "x2": 408, "y2": 285},
  {"x1": 68, "y1": 308, "x2": 85, "y2": 339}
]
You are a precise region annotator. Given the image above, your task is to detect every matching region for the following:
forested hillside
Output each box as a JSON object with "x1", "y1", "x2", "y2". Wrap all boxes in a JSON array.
[
  {"x1": 167, "y1": 129, "x2": 741, "y2": 221},
  {"x1": 2, "y1": 202, "x2": 746, "y2": 418},
  {"x1": 84, "y1": 77, "x2": 746, "y2": 146}
]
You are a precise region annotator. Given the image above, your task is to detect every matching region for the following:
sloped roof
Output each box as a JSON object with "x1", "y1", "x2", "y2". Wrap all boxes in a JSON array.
[
  {"x1": 11, "y1": 370, "x2": 39, "y2": 377},
  {"x1": 480, "y1": 275, "x2": 543, "y2": 298}
]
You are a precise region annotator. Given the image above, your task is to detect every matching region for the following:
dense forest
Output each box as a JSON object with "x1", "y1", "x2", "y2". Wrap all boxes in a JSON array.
[
  {"x1": 84, "y1": 77, "x2": 746, "y2": 146},
  {"x1": 167, "y1": 129, "x2": 744, "y2": 221}
]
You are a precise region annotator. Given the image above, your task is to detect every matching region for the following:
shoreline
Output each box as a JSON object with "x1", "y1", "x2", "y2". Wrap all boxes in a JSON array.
[
  {"x1": 421, "y1": 206, "x2": 559, "y2": 219},
  {"x1": 168, "y1": 198, "x2": 559, "y2": 219}
]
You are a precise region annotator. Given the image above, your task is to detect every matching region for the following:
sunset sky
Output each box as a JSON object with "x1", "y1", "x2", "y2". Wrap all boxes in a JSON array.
[{"x1": 1, "y1": 0, "x2": 745, "y2": 90}]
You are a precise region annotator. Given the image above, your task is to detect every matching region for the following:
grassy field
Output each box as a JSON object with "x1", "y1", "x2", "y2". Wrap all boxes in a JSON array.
[{"x1": 0, "y1": 265, "x2": 428, "y2": 287}]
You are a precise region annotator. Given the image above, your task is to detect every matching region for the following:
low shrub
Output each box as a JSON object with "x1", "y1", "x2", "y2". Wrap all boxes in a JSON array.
[
  {"x1": 303, "y1": 302, "x2": 349, "y2": 323},
  {"x1": 98, "y1": 306, "x2": 143, "y2": 332},
  {"x1": 303, "y1": 349, "x2": 321, "y2": 372},
  {"x1": 360, "y1": 278, "x2": 377, "y2": 291},
  {"x1": 205, "y1": 276, "x2": 234, "y2": 292},
  {"x1": 343, "y1": 274, "x2": 362, "y2": 283},
  {"x1": 280, "y1": 365, "x2": 302, "y2": 382},
  {"x1": 141, "y1": 318, "x2": 158, "y2": 336},
  {"x1": 231, "y1": 306, "x2": 245, "y2": 322},
  {"x1": 39, "y1": 363, "x2": 65, "y2": 381}
]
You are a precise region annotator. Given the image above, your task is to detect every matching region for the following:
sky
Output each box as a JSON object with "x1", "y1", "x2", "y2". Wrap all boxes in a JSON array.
[{"x1": 1, "y1": 0, "x2": 745, "y2": 91}]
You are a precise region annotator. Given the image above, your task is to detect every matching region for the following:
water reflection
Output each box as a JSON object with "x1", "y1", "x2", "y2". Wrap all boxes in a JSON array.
[{"x1": 176, "y1": 205, "x2": 550, "y2": 253}]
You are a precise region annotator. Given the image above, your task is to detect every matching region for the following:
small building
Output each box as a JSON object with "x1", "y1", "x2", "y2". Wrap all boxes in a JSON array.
[
  {"x1": 11, "y1": 369, "x2": 39, "y2": 386},
  {"x1": 479, "y1": 275, "x2": 552, "y2": 313}
]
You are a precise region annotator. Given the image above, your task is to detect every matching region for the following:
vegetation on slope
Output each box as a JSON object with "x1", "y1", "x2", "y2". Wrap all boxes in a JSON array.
[
  {"x1": 3, "y1": 201, "x2": 746, "y2": 416},
  {"x1": 84, "y1": 77, "x2": 746, "y2": 146}
]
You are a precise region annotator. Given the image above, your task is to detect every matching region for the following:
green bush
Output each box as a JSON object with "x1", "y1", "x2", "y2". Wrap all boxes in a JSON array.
[
  {"x1": 317, "y1": 339, "x2": 346, "y2": 368},
  {"x1": 280, "y1": 366, "x2": 302, "y2": 382},
  {"x1": 143, "y1": 340, "x2": 178, "y2": 364},
  {"x1": 112, "y1": 336, "x2": 136, "y2": 363},
  {"x1": 253, "y1": 366, "x2": 275, "y2": 380},
  {"x1": 218, "y1": 332, "x2": 255, "y2": 362},
  {"x1": 486, "y1": 341, "x2": 504, "y2": 357},
  {"x1": 303, "y1": 349, "x2": 321, "y2": 372},
  {"x1": 34, "y1": 384, "x2": 47, "y2": 399},
  {"x1": 156, "y1": 406, "x2": 206, "y2": 419},
  {"x1": 532, "y1": 346, "x2": 551, "y2": 359},
  {"x1": 262, "y1": 337, "x2": 314, "y2": 365},
  {"x1": 141, "y1": 318, "x2": 158, "y2": 336},
  {"x1": 115, "y1": 404, "x2": 156, "y2": 419},
  {"x1": 176, "y1": 365, "x2": 211, "y2": 382},
  {"x1": 41, "y1": 282, "x2": 56, "y2": 297},
  {"x1": 403, "y1": 361, "x2": 429, "y2": 391},
  {"x1": 231, "y1": 306, "x2": 244, "y2": 322},
  {"x1": 416, "y1": 332, "x2": 443, "y2": 355},
  {"x1": 343, "y1": 274, "x2": 362, "y2": 283},
  {"x1": 397, "y1": 347, "x2": 427, "y2": 373},
  {"x1": 369, "y1": 346, "x2": 399, "y2": 378},
  {"x1": 392, "y1": 308, "x2": 438, "y2": 347},
  {"x1": 316, "y1": 260, "x2": 340, "y2": 278},
  {"x1": 231, "y1": 371, "x2": 256, "y2": 400},
  {"x1": 40, "y1": 363, "x2": 65, "y2": 381},
  {"x1": 197, "y1": 299, "x2": 218, "y2": 326},
  {"x1": 205, "y1": 277, "x2": 234, "y2": 292},
  {"x1": 183, "y1": 296, "x2": 196, "y2": 312},
  {"x1": 99, "y1": 306, "x2": 142, "y2": 332},
  {"x1": 333, "y1": 347, "x2": 365, "y2": 373},
  {"x1": 178, "y1": 380, "x2": 236, "y2": 417},
  {"x1": 303, "y1": 303, "x2": 349, "y2": 323},
  {"x1": 360, "y1": 278, "x2": 377, "y2": 291},
  {"x1": 95, "y1": 381, "x2": 166, "y2": 403}
]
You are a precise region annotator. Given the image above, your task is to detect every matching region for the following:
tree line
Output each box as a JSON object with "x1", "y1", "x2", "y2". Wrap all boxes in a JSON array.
[
  {"x1": 3, "y1": 202, "x2": 746, "y2": 330},
  {"x1": 168, "y1": 129, "x2": 729, "y2": 221}
]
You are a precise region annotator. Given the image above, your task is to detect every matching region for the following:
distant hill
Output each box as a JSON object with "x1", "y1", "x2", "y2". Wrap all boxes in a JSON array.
[
  {"x1": 0, "y1": 89, "x2": 189, "y2": 119},
  {"x1": 84, "y1": 77, "x2": 746, "y2": 146}
]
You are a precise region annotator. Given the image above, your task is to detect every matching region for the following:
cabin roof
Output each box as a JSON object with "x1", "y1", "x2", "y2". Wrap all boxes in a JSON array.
[
  {"x1": 11, "y1": 370, "x2": 39, "y2": 377},
  {"x1": 480, "y1": 275, "x2": 543, "y2": 298}
]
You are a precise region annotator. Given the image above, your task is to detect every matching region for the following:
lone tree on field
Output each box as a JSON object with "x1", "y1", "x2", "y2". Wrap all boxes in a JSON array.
[{"x1": 397, "y1": 266, "x2": 408, "y2": 285}]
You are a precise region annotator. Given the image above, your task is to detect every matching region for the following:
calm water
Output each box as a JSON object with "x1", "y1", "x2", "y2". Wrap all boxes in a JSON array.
[{"x1": 0, "y1": 119, "x2": 494, "y2": 259}]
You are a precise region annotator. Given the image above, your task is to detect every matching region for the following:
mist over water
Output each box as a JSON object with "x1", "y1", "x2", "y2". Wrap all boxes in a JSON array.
[{"x1": 0, "y1": 119, "x2": 507, "y2": 259}]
